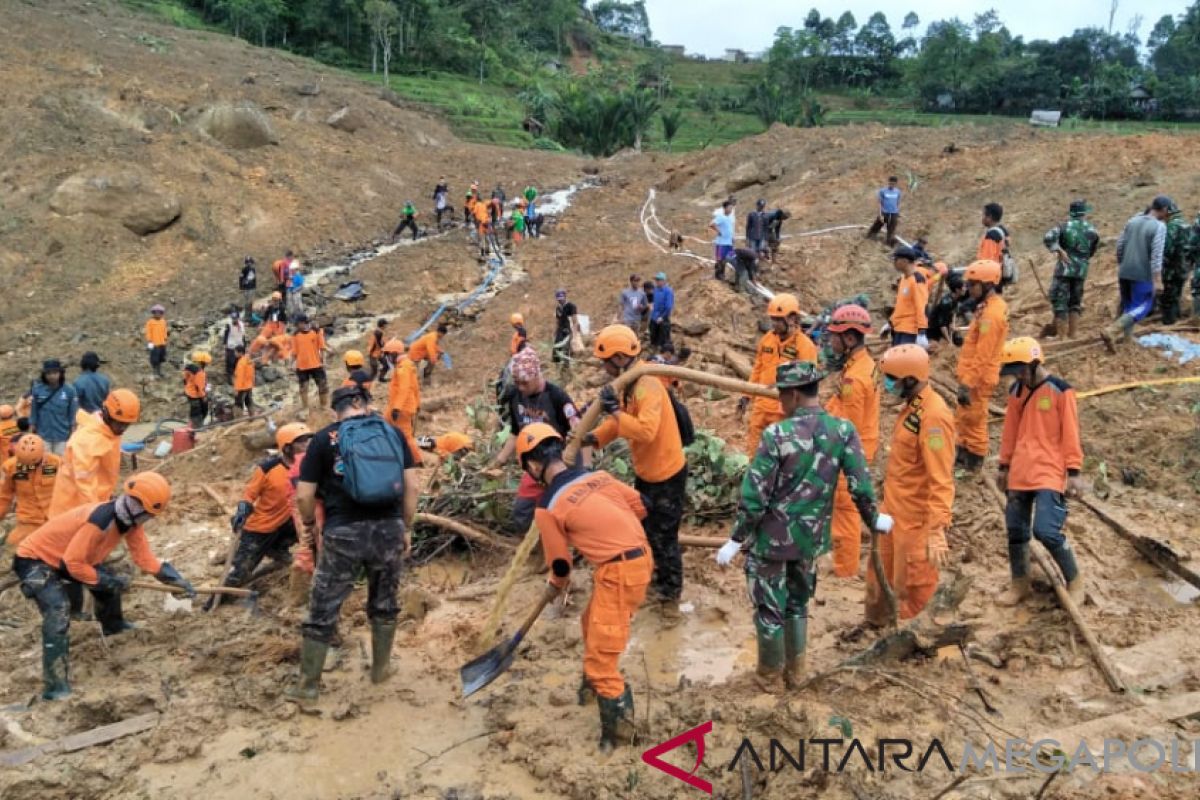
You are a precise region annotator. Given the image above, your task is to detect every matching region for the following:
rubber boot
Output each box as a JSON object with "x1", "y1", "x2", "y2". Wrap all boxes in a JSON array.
[
  {"x1": 299, "y1": 384, "x2": 311, "y2": 413},
  {"x1": 997, "y1": 542, "x2": 1031, "y2": 606},
  {"x1": 369, "y1": 620, "x2": 397, "y2": 684},
  {"x1": 42, "y1": 633, "x2": 71, "y2": 701},
  {"x1": 285, "y1": 638, "x2": 327, "y2": 704},
  {"x1": 1100, "y1": 314, "x2": 1133, "y2": 353},
  {"x1": 1040, "y1": 316, "x2": 1062, "y2": 339},
  {"x1": 577, "y1": 673, "x2": 596, "y2": 706},
  {"x1": 961, "y1": 451, "x2": 985, "y2": 473},
  {"x1": 1048, "y1": 543, "x2": 1083, "y2": 602},
  {"x1": 753, "y1": 631, "x2": 786, "y2": 694},
  {"x1": 597, "y1": 684, "x2": 636, "y2": 753},
  {"x1": 317, "y1": 387, "x2": 330, "y2": 410},
  {"x1": 1067, "y1": 312, "x2": 1081, "y2": 339},
  {"x1": 782, "y1": 616, "x2": 807, "y2": 689}
]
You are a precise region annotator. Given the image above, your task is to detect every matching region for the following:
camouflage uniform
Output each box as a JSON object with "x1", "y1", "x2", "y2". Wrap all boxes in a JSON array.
[
  {"x1": 302, "y1": 518, "x2": 404, "y2": 644},
  {"x1": 1043, "y1": 211, "x2": 1099, "y2": 317},
  {"x1": 1160, "y1": 208, "x2": 1190, "y2": 325},
  {"x1": 1186, "y1": 214, "x2": 1200, "y2": 318}
]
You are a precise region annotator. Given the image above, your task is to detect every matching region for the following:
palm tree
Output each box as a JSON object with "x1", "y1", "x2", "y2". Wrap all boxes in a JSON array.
[
  {"x1": 659, "y1": 108, "x2": 683, "y2": 151},
  {"x1": 623, "y1": 88, "x2": 661, "y2": 152}
]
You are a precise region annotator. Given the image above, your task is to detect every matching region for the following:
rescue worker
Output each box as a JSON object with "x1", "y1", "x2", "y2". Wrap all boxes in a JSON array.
[
  {"x1": 290, "y1": 387, "x2": 419, "y2": 703},
  {"x1": 183, "y1": 351, "x2": 212, "y2": 429},
  {"x1": 473, "y1": 193, "x2": 492, "y2": 256},
  {"x1": 510, "y1": 202, "x2": 527, "y2": 246},
  {"x1": 432, "y1": 178, "x2": 450, "y2": 227},
  {"x1": 212, "y1": 423, "x2": 312, "y2": 607},
  {"x1": 929, "y1": 269, "x2": 967, "y2": 346},
  {"x1": 232, "y1": 344, "x2": 255, "y2": 417},
  {"x1": 650, "y1": 272, "x2": 674, "y2": 351},
  {"x1": 464, "y1": 190, "x2": 477, "y2": 231},
  {"x1": 29, "y1": 360, "x2": 78, "y2": 457},
  {"x1": 738, "y1": 293, "x2": 818, "y2": 455},
  {"x1": 867, "y1": 176, "x2": 902, "y2": 246},
  {"x1": 48, "y1": 389, "x2": 140, "y2": 518},
  {"x1": 273, "y1": 249, "x2": 295, "y2": 296},
  {"x1": 996, "y1": 337, "x2": 1086, "y2": 603},
  {"x1": 1160, "y1": 198, "x2": 1190, "y2": 325},
  {"x1": 145, "y1": 304, "x2": 169, "y2": 378},
  {"x1": 889, "y1": 247, "x2": 929, "y2": 347},
  {"x1": 239, "y1": 255, "x2": 257, "y2": 318},
  {"x1": 765, "y1": 208, "x2": 791, "y2": 262},
  {"x1": 510, "y1": 313, "x2": 529, "y2": 355},
  {"x1": 263, "y1": 292, "x2": 287, "y2": 332},
  {"x1": 487, "y1": 347, "x2": 580, "y2": 532},
  {"x1": 416, "y1": 432, "x2": 473, "y2": 460},
  {"x1": 520, "y1": 424, "x2": 652, "y2": 751},
  {"x1": 977, "y1": 203, "x2": 1008, "y2": 265},
  {"x1": 341, "y1": 350, "x2": 372, "y2": 393},
  {"x1": 16, "y1": 473, "x2": 194, "y2": 699},
  {"x1": 746, "y1": 198, "x2": 770, "y2": 255},
  {"x1": 0, "y1": 405, "x2": 18, "y2": 457},
  {"x1": 292, "y1": 315, "x2": 329, "y2": 413},
  {"x1": 709, "y1": 198, "x2": 736, "y2": 276},
  {"x1": 392, "y1": 201, "x2": 419, "y2": 242},
  {"x1": 823, "y1": 305, "x2": 881, "y2": 578},
  {"x1": 1189, "y1": 212, "x2": 1200, "y2": 319},
  {"x1": 715, "y1": 362, "x2": 884, "y2": 692},
  {"x1": 222, "y1": 308, "x2": 246, "y2": 383},
  {"x1": 582, "y1": 325, "x2": 687, "y2": 621},
  {"x1": 0, "y1": 434, "x2": 60, "y2": 548},
  {"x1": 73, "y1": 352, "x2": 111, "y2": 414},
  {"x1": 366, "y1": 319, "x2": 389, "y2": 381},
  {"x1": 552, "y1": 289, "x2": 579, "y2": 368},
  {"x1": 384, "y1": 339, "x2": 422, "y2": 466},
  {"x1": 1042, "y1": 200, "x2": 1100, "y2": 339},
  {"x1": 866, "y1": 346, "x2": 955, "y2": 623},
  {"x1": 408, "y1": 324, "x2": 446, "y2": 386},
  {"x1": 954, "y1": 260, "x2": 1009, "y2": 472},
  {"x1": 1103, "y1": 201, "x2": 1168, "y2": 350}
]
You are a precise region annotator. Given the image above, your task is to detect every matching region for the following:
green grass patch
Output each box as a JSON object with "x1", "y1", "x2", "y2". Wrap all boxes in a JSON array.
[
  {"x1": 666, "y1": 57, "x2": 764, "y2": 91},
  {"x1": 121, "y1": 0, "x2": 208, "y2": 30}
]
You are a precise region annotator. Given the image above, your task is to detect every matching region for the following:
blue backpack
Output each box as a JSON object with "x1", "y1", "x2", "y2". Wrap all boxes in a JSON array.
[{"x1": 337, "y1": 415, "x2": 407, "y2": 506}]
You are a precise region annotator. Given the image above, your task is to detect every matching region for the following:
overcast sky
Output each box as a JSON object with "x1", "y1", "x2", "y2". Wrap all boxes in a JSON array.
[{"x1": 644, "y1": 0, "x2": 1187, "y2": 57}]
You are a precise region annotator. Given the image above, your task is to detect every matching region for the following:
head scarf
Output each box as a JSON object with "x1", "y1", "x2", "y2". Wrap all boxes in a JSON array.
[{"x1": 510, "y1": 347, "x2": 542, "y2": 382}]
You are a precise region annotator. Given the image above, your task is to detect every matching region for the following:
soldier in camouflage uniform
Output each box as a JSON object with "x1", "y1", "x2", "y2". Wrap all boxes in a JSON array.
[
  {"x1": 1161, "y1": 200, "x2": 1190, "y2": 325},
  {"x1": 1042, "y1": 200, "x2": 1100, "y2": 339},
  {"x1": 1185, "y1": 212, "x2": 1200, "y2": 319},
  {"x1": 715, "y1": 361, "x2": 886, "y2": 693}
]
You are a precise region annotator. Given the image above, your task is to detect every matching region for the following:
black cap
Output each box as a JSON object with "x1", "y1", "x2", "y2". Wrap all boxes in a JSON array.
[
  {"x1": 330, "y1": 386, "x2": 366, "y2": 410},
  {"x1": 1151, "y1": 195, "x2": 1176, "y2": 212},
  {"x1": 755, "y1": 198, "x2": 766, "y2": 208},
  {"x1": 42, "y1": 358, "x2": 63, "y2": 372},
  {"x1": 892, "y1": 246, "x2": 917, "y2": 261},
  {"x1": 294, "y1": 313, "x2": 310, "y2": 323},
  {"x1": 80, "y1": 351, "x2": 101, "y2": 370}
]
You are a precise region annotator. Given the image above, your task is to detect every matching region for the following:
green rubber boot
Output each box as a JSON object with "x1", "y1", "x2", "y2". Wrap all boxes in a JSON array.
[
  {"x1": 597, "y1": 684, "x2": 636, "y2": 753},
  {"x1": 754, "y1": 631, "x2": 786, "y2": 694},
  {"x1": 42, "y1": 633, "x2": 71, "y2": 701},
  {"x1": 370, "y1": 620, "x2": 397, "y2": 684},
  {"x1": 783, "y1": 616, "x2": 808, "y2": 689},
  {"x1": 285, "y1": 638, "x2": 327, "y2": 704}
]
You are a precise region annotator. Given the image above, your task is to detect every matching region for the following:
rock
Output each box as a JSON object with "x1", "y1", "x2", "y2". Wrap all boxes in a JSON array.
[
  {"x1": 679, "y1": 320, "x2": 711, "y2": 337},
  {"x1": 196, "y1": 102, "x2": 277, "y2": 149},
  {"x1": 49, "y1": 169, "x2": 182, "y2": 235},
  {"x1": 326, "y1": 106, "x2": 363, "y2": 133},
  {"x1": 724, "y1": 160, "x2": 770, "y2": 195},
  {"x1": 259, "y1": 365, "x2": 283, "y2": 383},
  {"x1": 296, "y1": 83, "x2": 320, "y2": 97}
]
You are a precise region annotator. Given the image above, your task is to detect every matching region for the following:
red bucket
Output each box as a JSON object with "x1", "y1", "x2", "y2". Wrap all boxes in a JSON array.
[{"x1": 172, "y1": 427, "x2": 195, "y2": 455}]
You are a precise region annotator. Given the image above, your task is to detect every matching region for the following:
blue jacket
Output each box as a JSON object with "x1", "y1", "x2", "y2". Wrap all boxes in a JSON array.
[
  {"x1": 30, "y1": 381, "x2": 78, "y2": 443},
  {"x1": 73, "y1": 371, "x2": 112, "y2": 413},
  {"x1": 652, "y1": 285, "x2": 674, "y2": 320}
]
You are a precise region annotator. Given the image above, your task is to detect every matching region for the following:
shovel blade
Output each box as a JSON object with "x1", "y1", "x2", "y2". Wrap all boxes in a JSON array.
[{"x1": 459, "y1": 640, "x2": 517, "y2": 698}]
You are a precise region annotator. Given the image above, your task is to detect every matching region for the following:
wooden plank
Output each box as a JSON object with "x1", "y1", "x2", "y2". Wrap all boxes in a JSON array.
[
  {"x1": 1110, "y1": 630, "x2": 1200, "y2": 692},
  {"x1": 1033, "y1": 692, "x2": 1200, "y2": 746},
  {"x1": 1079, "y1": 497, "x2": 1200, "y2": 592},
  {"x1": 0, "y1": 712, "x2": 160, "y2": 767}
]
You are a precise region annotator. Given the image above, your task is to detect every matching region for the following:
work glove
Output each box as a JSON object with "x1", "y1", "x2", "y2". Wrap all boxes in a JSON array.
[
  {"x1": 230, "y1": 500, "x2": 253, "y2": 533},
  {"x1": 873, "y1": 513, "x2": 894, "y2": 534},
  {"x1": 715, "y1": 539, "x2": 742, "y2": 567},
  {"x1": 94, "y1": 567, "x2": 132, "y2": 594},
  {"x1": 416, "y1": 435, "x2": 435, "y2": 450},
  {"x1": 997, "y1": 468, "x2": 1009, "y2": 492},
  {"x1": 147, "y1": 342, "x2": 154, "y2": 350},
  {"x1": 1065, "y1": 474, "x2": 1085, "y2": 499},
  {"x1": 391, "y1": 409, "x2": 401, "y2": 422},
  {"x1": 736, "y1": 396, "x2": 750, "y2": 419},
  {"x1": 581, "y1": 432, "x2": 599, "y2": 448},
  {"x1": 926, "y1": 529, "x2": 950, "y2": 569},
  {"x1": 599, "y1": 385, "x2": 620, "y2": 415},
  {"x1": 956, "y1": 384, "x2": 972, "y2": 407},
  {"x1": 916, "y1": 333, "x2": 929, "y2": 350},
  {"x1": 156, "y1": 562, "x2": 197, "y2": 598}
]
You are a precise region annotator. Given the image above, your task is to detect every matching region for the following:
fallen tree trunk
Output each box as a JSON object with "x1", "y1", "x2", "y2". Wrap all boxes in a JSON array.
[
  {"x1": 679, "y1": 534, "x2": 725, "y2": 548},
  {"x1": 1078, "y1": 497, "x2": 1200, "y2": 593},
  {"x1": 415, "y1": 513, "x2": 516, "y2": 551},
  {"x1": 720, "y1": 347, "x2": 752, "y2": 380}
]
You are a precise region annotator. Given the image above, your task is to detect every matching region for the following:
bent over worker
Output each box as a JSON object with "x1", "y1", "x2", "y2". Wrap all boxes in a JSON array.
[
  {"x1": 0, "y1": 434, "x2": 60, "y2": 548},
  {"x1": 954, "y1": 260, "x2": 1009, "y2": 471},
  {"x1": 520, "y1": 424, "x2": 652, "y2": 752},
  {"x1": 997, "y1": 338, "x2": 1086, "y2": 603},
  {"x1": 824, "y1": 305, "x2": 881, "y2": 578},
  {"x1": 14, "y1": 472, "x2": 194, "y2": 699},
  {"x1": 716, "y1": 362, "x2": 884, "y2": 693},
  {"x1": 583, "y1": 325, "x2": 686, "y2": 623},
  {"x1": 866, "y1": 346, "x2": 955, "y2": 623},
  {"x1": 48, "y1": 389, "x2": 139, "y2": 517},
  {"x1": 739, "y1": 293, "x2": 818, "y2": 456},
  {"x1": 383, "y1": 338, "x2": 422, "y2": 466}
]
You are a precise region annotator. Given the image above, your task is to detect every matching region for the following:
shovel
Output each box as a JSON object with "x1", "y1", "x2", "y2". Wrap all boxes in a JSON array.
[
  {"x1": 460, "y1": 583, "x2": 559, "y2": 698},
  {"x1": 131, "y1": 581, "x2": 260, "y2": 614}
]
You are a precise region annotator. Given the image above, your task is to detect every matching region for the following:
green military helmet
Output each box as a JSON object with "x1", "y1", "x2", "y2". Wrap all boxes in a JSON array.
[
  {"x1": 774, "y1": 360, "x2": 825, "y2": 389},
  {"x1": 1069, "y1": 200, "x2": 1092, "y2": 217}
]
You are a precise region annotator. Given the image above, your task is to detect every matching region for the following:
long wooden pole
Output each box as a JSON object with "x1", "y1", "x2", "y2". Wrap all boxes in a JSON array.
[{"x1": 1077, "y1": 497, "x2": 1200, "y2": 592}]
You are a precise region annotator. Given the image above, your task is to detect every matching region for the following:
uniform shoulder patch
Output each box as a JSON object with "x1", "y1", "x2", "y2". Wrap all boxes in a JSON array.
[
  {"x1": 1037, "y1": 396, "x2": 1052, "y2": 412},
  {"x1": 841, "y1": 383, "x2": 854, "y2": 397},
  {"x1": 979, "y1": 320, "x2": 990, "y2": 334},
  {"x1": 926, "y1": 426, "x2": 946, "y2": 451}
]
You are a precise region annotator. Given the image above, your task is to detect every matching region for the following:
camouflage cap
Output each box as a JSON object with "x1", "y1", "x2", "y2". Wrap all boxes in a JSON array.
[{"x1": 774, "y1": 360, "x2": 825, "y2": 389}]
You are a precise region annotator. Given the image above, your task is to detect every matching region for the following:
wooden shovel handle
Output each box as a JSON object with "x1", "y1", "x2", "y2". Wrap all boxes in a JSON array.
[{"x1": 131, "y1": 581, "x2": 255, "y2": 598}]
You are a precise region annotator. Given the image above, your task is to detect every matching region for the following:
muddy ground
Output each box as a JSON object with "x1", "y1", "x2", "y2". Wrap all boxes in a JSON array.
[{"x1": 2, "y1": 2, "x2": 1200, "y2": 799}]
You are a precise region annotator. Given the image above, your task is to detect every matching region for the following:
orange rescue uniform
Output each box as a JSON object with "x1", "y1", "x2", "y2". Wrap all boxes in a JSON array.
[
  {"x1": 183, "y1": 367, "x2": 208, "y2": 399},
  {"x1": 144, "y1": 317, "x2": 168, "y2": 347},
  {"x1": 233, "y1": 355, "x2": 255, "y2": 393},
  {"x1": 955, "y1": 293, "x2": 1009, "y2": 458},
  {"x1": 47, "y1": 411, "x2": 122, "y2": 518},
  {"x1": 866, "y1": 386, "x2": 955, "y2": 621},
  {"x1": 890, "y1": 272, "x2": 929, "y2": 336},
  {"x1": 435, "y1": 432, "x2": 472, "y2": 457},
  {"x1": 292, "y1": 329, "x2": 327, "y2": 371},
  {"x1": 386, "y1": 357, "x2": 422, "y2": 465},
  {"x1": 977, "y1": 229, "x2": 1005, "y2": 264},
  {"x1": 0, "y1": 454, "x2": 61, "y2": 546},
  {"x1": 1, "y1": 418, "x2": 20, "y2": 458},
  {"x1": 999, "y1": 378, "x2": 1083, "y2": 493},
  {"x1": 473, "y1": 198, "x2": 491, "y2": 234},
  {"x1": 407, "y1": 331, "x2": 441, "y2": 365},
  {"x1": 241, "y1": 457, "x2": 293, "y2": 533},
  {"x1": 745, "y1": 329, "x2": 817, "y2": 455},
  {"x1": 510, "y1": 325, "x2": 528, "y2": 355},
  {"x1": 18, "y1": 502, "x2": 162, "y2": 587},
  {"x1": 593, "y1": 375, "x2": 686, "y2": 483},
  {"x1": 535, "y1": 469, "x2": 653, "y2": 699},
  {"x1": 824, "y1": 348, "x2": 881, "y2": 577},
  {"x1": 261, "y1": 318, "x2": 285, "y2": 340}
]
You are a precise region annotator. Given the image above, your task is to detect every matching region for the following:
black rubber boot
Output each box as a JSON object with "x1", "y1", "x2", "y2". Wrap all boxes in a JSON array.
[
  {"x1": 42, "y1": 632, "x2": 71, "y2": 701},
  {"x1": 597, "y1": 684, "x2": 636, "y2": 753},
  {"x1": 783, "y1": 616, "x2": 807, "y2": 689},
  {"x1": 754, "y1": 631, "x2": 786, "y2": 694},
  {"x1": 286, "y1": 638, "x2": 328, "y2": 704},
  {"x1": 370, "y1": 620, "x2": 397, "y2": 684}
]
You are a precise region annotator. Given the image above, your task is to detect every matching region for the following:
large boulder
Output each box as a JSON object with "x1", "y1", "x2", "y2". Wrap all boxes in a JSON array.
[
  {"x1": 49, "y1": 169, "x2": 182, "y2": 235},
  {"x1": 196, "y1": 102, "x2": 276, "y2": 148},
  {"x1": 326, "y1": 106, "x2": 364, "y2": 133}
]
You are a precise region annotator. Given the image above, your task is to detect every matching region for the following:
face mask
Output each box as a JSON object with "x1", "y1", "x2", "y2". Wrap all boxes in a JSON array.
[{"x1": 883, "y1": 375, "x2": 903, "y2": 397}]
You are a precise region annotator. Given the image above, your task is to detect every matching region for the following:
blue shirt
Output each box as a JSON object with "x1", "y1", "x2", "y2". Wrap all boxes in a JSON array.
[
  {"x1": 878, "y1": 187, "x2": 901, "y2": 214},
  {"x1": 73, "y1": 371, "x2": 112, "y2": 414},
  {"x1": 30, "y1": 381, "x2": 78, "y2": 444},
  {"x1": 712, "y1": 211, "x2": 735, "y2": 246},
  {"x1": 652, "y1": 285, "x2": 674, "y2": 320},
  {"x1": 289, "y1": 272, "x2": 304, "y2": 293}
]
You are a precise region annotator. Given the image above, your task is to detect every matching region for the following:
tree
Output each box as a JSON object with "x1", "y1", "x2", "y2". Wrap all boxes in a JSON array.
[
  {"x1": 973, "y1": 9, "x2": 1001, "y2": 36},
  {"x1": 624, "y1": 87, "x2": 661, "y2": 151},
  {"x1": 903, "y1": 12, "x2": 920, "y2": 31},
  {"x1": 518, "y1": 82, "x2": 559, "y2": 129},
  {"x1": 593, "y1": 0, "x2": 651, "y2": 42},
  {"x1": 363, "y1": 0, "x2": 399, "y2": 87},
  {"x1": 659, "y1": 108, "x2": 683, "y2": 151},
  {"x1": 216, "y1": 0, "x2": 284, "y2": 45},
  {"x1": 1148, "y1": 14, "x2": 1176, "y2": 50},
  {"x1": 855, "y1": 12, "x2": 897, "y2": 81}
]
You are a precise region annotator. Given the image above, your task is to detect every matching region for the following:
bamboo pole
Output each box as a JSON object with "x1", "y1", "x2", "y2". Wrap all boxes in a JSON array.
[{"x1": 1076, "y1": 375, "x2": 1200, "y2": 399}]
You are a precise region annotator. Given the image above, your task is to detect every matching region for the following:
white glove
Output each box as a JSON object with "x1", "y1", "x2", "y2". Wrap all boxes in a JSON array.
[
  {"x1": 916, "y1": 334, "x2": 929, "y2": 349},
  {"x1": 147, "y1": 342, "x2": 154, "y2": 350},
  {"x1": 874, "y1": 513, "x2": 894, "y2": 534},
  {"x1": 715, "y1": 539, "x2": 742, "y2": 567}
]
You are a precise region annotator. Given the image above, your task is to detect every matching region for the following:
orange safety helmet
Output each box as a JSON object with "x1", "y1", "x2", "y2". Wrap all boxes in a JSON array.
[
  {"x1": 1001, "y1": 337, "x2": 1043, "y2": 366},
  {"x1": 191, "y1": 351, "x2": 213, "y2": 365},
  {"x1": 592, "y1": 324, "x2": 641, "y2": 359},
  {"x1": 103, "y1": 389, "x2": 141, "y2": 424},
  {"x1": 343, "y1": 349, "x2": 365, "y2": 368},
  {"x1": 275, "y1": 422, "x2": 312, "y2": 451},
  {"x1": 827, "y1": 304, "x2": 872, "y2": 334},
  {"x1": 880, "y1": 344, "x2": 930, "y2": 382},
  {"x1": 124, "y1": 472, "x2": 172, "y2": 516},
  {"x1": 933, "y1": 261, "x2": 949, "y2": 276},
  {"x1": 767, "y1": 293, "x2": 801, "y2": 319},
  {"x1": 515, "y1": 423, "x2": 563, "y2": 465},
  {"x1": 0, "y1": 404, "x2": 14, "y2": 420},
  {"x1": 964, "y1": 259, "x2": 1002, "y2": 285},
  {"x1": 510, "y1": 313, "x2": 524, "y2": 326},
  {"x1": 14, "y1": 433, "x2": 45, "y2": 466},
  {"x1": 382, "y1": 338, "x2": 406, "y2": 355}
]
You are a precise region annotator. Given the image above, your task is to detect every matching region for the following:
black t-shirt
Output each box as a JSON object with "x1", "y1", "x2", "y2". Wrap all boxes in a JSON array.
[
  {"x1": 299, "y1": 414, "x2": 413, "y2": 527},
  {"x1": 554, "y1": 302, "x2": 577, "y2": 339},
  {"x1": 506, "y1": 382, "x2": 578, "y2": 437}
]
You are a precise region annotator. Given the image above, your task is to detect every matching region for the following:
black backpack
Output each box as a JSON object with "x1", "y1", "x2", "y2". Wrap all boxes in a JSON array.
[{"x1": 668, "y1": 391, "x2": 696, "y2": 447}]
